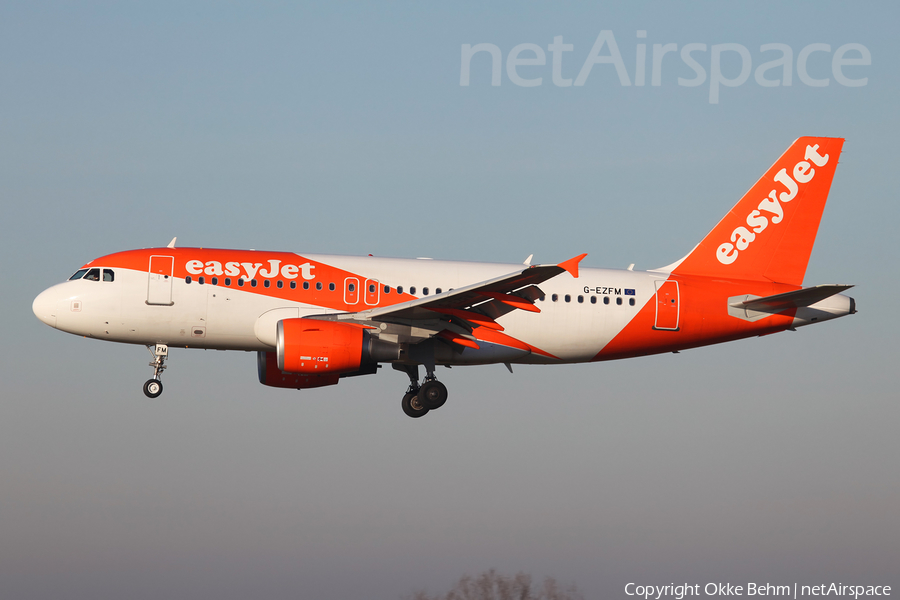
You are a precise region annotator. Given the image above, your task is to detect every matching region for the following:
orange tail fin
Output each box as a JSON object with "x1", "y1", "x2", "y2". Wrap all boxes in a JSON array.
[{"x1": 670, "y1": 137, "x2": 844, "y2": 286}]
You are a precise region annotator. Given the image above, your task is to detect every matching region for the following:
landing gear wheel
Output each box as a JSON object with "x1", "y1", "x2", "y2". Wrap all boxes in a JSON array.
[
  {"x1": 419, "y1": 380, "x2": 448, "y2": 410},
  {"x1": 402, "y1": 391, "x2": 429, "y2": 418},
  {"x1": 144, "y1": 345, "x2": 169, "y2": 398},
  {"x1": 143, "y1": 379, "x2": 163, "y2": 398}
]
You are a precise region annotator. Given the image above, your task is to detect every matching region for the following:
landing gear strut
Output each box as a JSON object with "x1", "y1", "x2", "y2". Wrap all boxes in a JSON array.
[
  {"x1": 393, "y1": 362, "x2": 449, "y2": 418},
  {"x1": 143, "y1": 344, "x2": 168, "y2": 398}
]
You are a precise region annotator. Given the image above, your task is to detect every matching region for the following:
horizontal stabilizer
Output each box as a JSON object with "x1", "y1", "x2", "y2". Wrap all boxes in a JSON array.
[{"x1": 730, "y1": 284, "x2": 854, "y2": 313}]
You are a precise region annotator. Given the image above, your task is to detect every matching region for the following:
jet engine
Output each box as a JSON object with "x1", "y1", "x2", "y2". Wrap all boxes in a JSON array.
[{"x1": 276, "y1": 318, "x2": 400, "y2": 375}]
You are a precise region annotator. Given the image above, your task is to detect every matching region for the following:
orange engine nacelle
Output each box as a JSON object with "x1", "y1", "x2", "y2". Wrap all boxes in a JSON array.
[
  {"x1": 277, "y1": 318, "x2": 365, "y2": 374},
  {"x1": 257, "y1": 350, "x2": 341, "y2": 389},
  {"x1": 276, "y1": 318, "x2": 401, "y2": 376}
]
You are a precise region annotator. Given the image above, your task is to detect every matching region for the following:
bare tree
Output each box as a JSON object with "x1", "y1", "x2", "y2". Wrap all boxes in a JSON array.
[{"x1": 406, "y1": 569, "x2": 584, "y2": 600}]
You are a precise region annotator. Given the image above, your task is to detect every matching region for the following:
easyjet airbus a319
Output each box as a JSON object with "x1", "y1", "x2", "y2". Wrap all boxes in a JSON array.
[{"x1": 33, "y1": 137, "x2": 855, "y2": 417}]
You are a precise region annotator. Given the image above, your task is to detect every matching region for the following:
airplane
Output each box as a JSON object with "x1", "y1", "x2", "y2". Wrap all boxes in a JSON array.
[{"x1": 32, "y1": 137, "x2": 855, "y2": 418}]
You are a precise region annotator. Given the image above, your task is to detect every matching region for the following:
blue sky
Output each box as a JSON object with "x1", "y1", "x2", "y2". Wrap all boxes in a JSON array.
[{"x1": 1, "y1": 2, "x2": 898, "y2": 599}]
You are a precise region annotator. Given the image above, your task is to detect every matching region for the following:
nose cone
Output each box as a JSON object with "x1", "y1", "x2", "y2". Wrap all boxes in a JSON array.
[{"x1": 33, "y1": 287, "x2": 59, "y2": 328}]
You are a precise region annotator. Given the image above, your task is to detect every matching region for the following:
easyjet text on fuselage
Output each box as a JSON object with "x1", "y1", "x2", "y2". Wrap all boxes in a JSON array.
[{"x1": 185, "y1": 259, "x2": 316, "y2": 281}]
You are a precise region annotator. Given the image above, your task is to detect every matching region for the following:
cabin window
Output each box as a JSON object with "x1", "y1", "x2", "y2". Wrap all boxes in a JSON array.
[
  {"x1": 369, "y1": 284, "x2": 376, "y2": 293},
  {"x1": 577, "y1": 295, "x2": 584, "y2": 303},
  {"x1": 211, "y1": 277, "x2": 218, "y2": 285},
  {"x1": 316, "y1": 282, "x2": 322, "y2": 291},
  {"x1": 329, "y1": 283, "x2": 335, "y2": 291},
  {"x1": 348, "y1": 283, "x2": 355, "y2": 292},
  {"x1": 436, "y1": 288, "x2": 442, "y2": 294},
  {"x1": 264, "y1": 280, "x2": 270, "y2": 288},
  {"x1": 185, "y1": 276, "x2": 192, "y2": 284},
  {"x1": 591, "y1": 296, "x2": 597, "y2": 304},
  {"x1": 423, "y1": 287, "x2": 429, "y2": 295},
  {"x1": 250, "y1": 279, "x2": 257, "y2": 288},
  {"x1": 224, "y1": 277, "x2": 231, "y2": 286},
  {"x1": 384, "y1": 285, "x2": 390, "y2": 294},
  {"x1": 552, "y1": 294, "x2": 558, "y2": 302},
  {"x1": 69, "y1": 269, "x2": 89, "y2": 280},
  {"x1": 603, "y1": 296, "x2": 609, "y2": 305},
  {"x1": 629, "y1": 298, "x2": 635, "y2": 306},
  {"x1": 616, "y1": 297, "x2": 623, "y2": 305},
  {"x1": 397, "y1": 286, "x2": 403, "y2": 294},
  {"x1": 290, "y1": 281, "x2": 296, "y2": 289},
  {"x1": 277, "y1": 280, "x2": 283, "y2": 289},
  {"x1": 564, "y1": 294, "x2": 571, "y2": 303},
  {"x1": 303, "y1": 281, "x2": 309, "y2": 290},
  {"x1": 410, "y1": 286, "x2": 416, "y2": 295},
  {"x1": 237, "y1": 279, "x2": 244, "y2": 287}
]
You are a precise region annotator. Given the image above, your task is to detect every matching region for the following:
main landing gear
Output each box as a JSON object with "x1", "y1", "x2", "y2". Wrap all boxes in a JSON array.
[
  {"x1": 395, "y1": 364, "x2": 448, "y2": 418},
  {"x1": 143, "y1": 344, "x2": 168, "y2": 398}
]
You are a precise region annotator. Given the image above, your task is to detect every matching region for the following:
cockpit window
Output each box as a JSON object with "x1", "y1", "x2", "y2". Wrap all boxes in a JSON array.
[
  {"x1": 69, "y1": 269, "x2": 89, "y2": 280},
  {"x1": 84, "y1": 268, "x2": 101, "y2": 282},
  {"x1": 103, "y1": 269, "x2": 115, "y2": 282}
]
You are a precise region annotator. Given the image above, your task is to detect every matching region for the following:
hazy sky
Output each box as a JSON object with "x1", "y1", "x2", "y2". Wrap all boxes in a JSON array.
[{"x1": 1, "y1": 2, "x2": 898, "y2": 599}]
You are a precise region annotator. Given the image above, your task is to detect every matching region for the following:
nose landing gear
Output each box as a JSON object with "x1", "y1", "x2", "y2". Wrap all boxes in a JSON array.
[{"x1": 143, "y1": 344, "x2": 168, "y2": 398}]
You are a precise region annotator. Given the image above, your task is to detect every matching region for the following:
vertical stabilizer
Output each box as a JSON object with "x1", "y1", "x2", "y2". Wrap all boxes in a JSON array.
[{"x1": 672, "y1": 137, "x2": 844, "y2": 285}]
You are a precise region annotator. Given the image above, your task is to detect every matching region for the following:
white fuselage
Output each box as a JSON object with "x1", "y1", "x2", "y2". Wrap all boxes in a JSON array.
[
  {"x1": 33, "y1": 252, "x2": 852, "y2": 369},
  {"x1": 33, "y1": 255, "x2": 657, "y2": 364}
]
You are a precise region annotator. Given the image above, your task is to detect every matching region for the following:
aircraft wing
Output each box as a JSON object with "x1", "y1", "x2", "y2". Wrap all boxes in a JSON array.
[
  {"x1": 311, "y1": 254, "x2": 587, "y2": 338},
  {"x1": 730, "y1": 284, "x2": 854, "y2": 313}
]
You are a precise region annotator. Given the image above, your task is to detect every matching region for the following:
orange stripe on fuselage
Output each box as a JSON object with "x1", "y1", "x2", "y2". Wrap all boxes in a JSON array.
[
  {"x1": 593, "y1": 275, "x2": 799, "y2": 361},
  {"x1": 85, "y1": 248, "x2": 419, "y2": 312},
  {"x1": 90, "y1": 248, "x2": 562, "y2": 359}
]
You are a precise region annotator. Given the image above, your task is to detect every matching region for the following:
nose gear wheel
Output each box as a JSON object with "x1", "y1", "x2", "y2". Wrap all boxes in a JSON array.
[
  {"x1": 143, "y1": 344, "x2": 169, "y2": 398},
  {"x1": 143, "y1": 379, "x2": 163, "y2": 398}
]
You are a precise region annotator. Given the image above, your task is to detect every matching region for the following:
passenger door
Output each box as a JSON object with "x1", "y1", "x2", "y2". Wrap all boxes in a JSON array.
[
  {"x1": 653, "y1": 280, "x2": 680, "y2": 330},
  {"x1": 147, "y1": 255, "x2": 175, "y2": 305}
]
